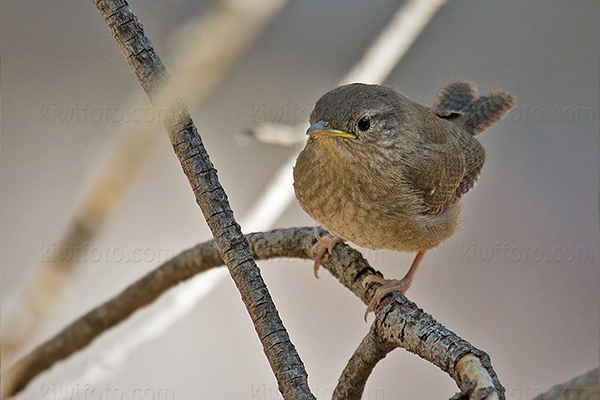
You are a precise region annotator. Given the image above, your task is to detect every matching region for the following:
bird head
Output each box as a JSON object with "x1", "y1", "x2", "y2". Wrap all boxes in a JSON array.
[{"x1": 306, "y1": 83, "x2": 417, "y2": 150}]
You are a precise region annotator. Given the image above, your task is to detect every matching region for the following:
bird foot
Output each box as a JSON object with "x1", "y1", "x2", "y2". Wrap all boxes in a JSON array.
[
  {"x1": 362, "y1": 251, "x2": 425, "y2": 321},
  {"x1": 362, "y1": 276, "x2": 412, "y2": 322},
  {"x1": 311, "y1": 228, "x2": 345, "y2": 278}
]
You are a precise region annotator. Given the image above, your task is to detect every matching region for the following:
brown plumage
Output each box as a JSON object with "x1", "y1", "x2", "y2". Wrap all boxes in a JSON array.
[{"x1": 293, "y1": 82, "x2": 514, "y2": 318}]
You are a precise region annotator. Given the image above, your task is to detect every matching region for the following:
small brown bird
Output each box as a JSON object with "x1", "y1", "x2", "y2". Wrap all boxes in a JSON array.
[{"x1": 293, "y1": 82, "x2": 514, "y2": 318}]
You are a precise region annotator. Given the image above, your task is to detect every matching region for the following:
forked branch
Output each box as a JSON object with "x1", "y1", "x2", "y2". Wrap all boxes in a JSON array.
[{"x1": 4, "y1": 227, "x2": 503, "y2": 399}]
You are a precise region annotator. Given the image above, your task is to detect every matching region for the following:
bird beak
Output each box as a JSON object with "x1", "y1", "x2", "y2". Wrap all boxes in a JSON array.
[{"x1": 306, "y1": 120, "x2": 356, "y2": 139}]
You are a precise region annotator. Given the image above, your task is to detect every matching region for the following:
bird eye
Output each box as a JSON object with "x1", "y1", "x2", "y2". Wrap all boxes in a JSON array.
[{"x1": 357, "y1": 115, "x2": 371, "y2": 131}]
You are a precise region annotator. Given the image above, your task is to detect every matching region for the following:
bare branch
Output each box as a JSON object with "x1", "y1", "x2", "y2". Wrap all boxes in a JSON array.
[
  {"x1": 317, "y1": 224, "x2": 505, "y2": 399},
  {"x1": 94, "y1": 2, "x2": 311, "y2": 399},
  {"x1": 4, "y1": 227, "x2": 503, "y2": 399},
  {"x1": 332, "y1": 326, "x2": 394, "y2": 400},
  {"x1": 532, "y1": 368, "x2": 599, "y2": 400},
  {"x1": 369, "y1": 301, "x2": 503, "y2": 400}
]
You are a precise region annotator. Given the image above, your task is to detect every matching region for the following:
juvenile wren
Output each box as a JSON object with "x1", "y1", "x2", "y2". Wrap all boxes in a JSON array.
[{"x1": 292, "y1": 82, "x2": 515, "y2": 318}]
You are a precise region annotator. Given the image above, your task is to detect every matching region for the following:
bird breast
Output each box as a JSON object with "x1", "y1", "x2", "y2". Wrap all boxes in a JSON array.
[{"x1": 293, "y1": 137, "x2": 460, "y2": 252}]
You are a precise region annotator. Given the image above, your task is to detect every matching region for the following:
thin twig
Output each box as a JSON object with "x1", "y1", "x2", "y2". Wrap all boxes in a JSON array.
[
  {"x1": 4, "y1": 227, "x2": 503, "y2": 399},
  {"x1": 332, "y1": 326, "x2": 394, "y2": 400},
  {"x1": 96, "y1": 2, "x2": 312, "y2": 399},
  {"x1": 340, "y1": 0, "x2": 447, "y2": 85}
]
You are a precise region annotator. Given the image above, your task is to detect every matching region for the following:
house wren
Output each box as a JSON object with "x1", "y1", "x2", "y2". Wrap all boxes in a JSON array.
[{"x1": 293, "y1": 82, "x2": 515, "y2": 318}]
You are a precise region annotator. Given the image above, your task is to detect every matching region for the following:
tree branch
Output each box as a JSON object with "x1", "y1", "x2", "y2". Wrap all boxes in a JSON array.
[
  {"x1": 366, "y1": 301, "x2": 503, "y2": 400},
  {"x1": 4, "y1": 227, "x2": 503, "y2": 399},
  {"x1": 332, "y1": 325, "x2": 394, "y2": 400},
  {"x1": 89, "y1": 2, "x2": 313, "y2": 399},
  {"x1": 532, "y1": 368, "x2": 599, "y2": 400}
]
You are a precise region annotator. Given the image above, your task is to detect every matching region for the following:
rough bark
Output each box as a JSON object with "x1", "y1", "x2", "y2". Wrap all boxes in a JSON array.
[{"x1": 4, "y1": 228, "x2": 504, "y2": 400}]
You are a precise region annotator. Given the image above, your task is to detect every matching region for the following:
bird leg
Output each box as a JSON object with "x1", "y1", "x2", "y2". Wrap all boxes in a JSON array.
[
  {"x1": 362, "y1": 251, "x2": 426, "y2": 321},
  {"x1": 311, "y1": 227, "x2": 345, "y2": 278}
]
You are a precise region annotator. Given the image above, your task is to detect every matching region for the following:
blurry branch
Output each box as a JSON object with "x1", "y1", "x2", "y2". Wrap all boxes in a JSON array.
[
  {"x1": 169, "y1": 0, "x2": 286, "y2": 100},
  {"x1": 3, "y1": 234, "x2": 225, "y2": 397},
  {"x1": 62, "y1": 266, "x2": 228, "y2": 388},
  {"x1": 248, "y1": 0, "x2": 447, "y2": 147},
  {"x1": 532, "y1": 368, "x2": 599, "y2": 400},
  {"x1": 340, "y1": 0, "x2": 446, "y2": 85},
  {"x1": 4, "y1": 227, "x2": 504, "y2": 400},
  {"x1": 1, "y1": 0, "x2": 285, "y2": 366},
  {"x1": 244, "y1": 122, "x2": 305, "y2": 148},
  {"x1": 0, "y1": 129, "x2": 155, "y2": 364}
]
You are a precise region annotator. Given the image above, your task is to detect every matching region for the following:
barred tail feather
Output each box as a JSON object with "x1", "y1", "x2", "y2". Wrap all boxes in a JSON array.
[{"x1": 458, "y1": 91, "x2": 515, "y2": 136}]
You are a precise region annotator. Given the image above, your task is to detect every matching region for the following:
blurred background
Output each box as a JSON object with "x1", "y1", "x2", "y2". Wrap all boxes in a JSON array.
[{"x1": 1, "y1": 0, "x2": 598, "y2": 399}]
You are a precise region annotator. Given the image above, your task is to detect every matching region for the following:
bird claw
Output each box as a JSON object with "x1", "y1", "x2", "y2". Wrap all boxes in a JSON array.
[
  {"x1": 311, "y1": 227, "x2": 344, "y2": 278},
  {"x1": 363, "y1": 277, "x2": 412, "y2": 322},
  {"x1": 363, "y1": 251, "x2": 424, "y2": 321}
]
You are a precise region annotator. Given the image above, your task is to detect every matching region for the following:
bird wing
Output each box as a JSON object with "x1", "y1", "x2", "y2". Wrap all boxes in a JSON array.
[
  {"x1": 431, "y1": 84, "x2": 514, "y2": 203},
  {"x1": 407, "y1": 133, "x2": 466, "y2": 213},
  {"x1": 452, "y1": 133, "x2": 486, "y2": 202}
]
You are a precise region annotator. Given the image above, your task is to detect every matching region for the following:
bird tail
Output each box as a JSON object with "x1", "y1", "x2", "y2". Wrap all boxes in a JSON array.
[{"x1": 433, "y1": 82, "x2": 515, "y2": 136}]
